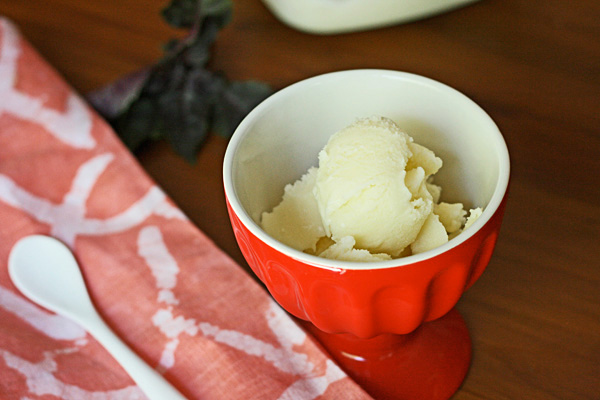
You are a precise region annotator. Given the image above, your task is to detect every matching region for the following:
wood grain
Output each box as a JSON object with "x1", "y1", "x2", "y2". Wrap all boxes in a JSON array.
[{"x1": 1, "y1": 0, "x2": 598, "y2": 398}]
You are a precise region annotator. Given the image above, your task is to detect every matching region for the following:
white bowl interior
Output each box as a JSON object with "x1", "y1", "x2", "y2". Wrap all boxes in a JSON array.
[{"x1": 225, "y1": 70, "x2": 509, "y2": 265}]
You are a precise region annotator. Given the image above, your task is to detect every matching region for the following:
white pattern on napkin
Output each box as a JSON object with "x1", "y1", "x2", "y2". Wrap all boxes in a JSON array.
[
  {"x1": 0, "y1": 284, "x2": 86, "y2": 340},
  {"x1": 0, "y1": 154, "x2": 185, "y2": 246},
  {"x1": 0, "y1": 19, "x2": 95, "y2": 149},
  {"x1": 1, "y1": 348, "x2": 145, "y2": 399}
]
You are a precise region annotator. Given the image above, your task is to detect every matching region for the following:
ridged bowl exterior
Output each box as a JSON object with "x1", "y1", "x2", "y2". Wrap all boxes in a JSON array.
[{"x1": 227, "y1": 193, "x2": 507, "y2": 339}]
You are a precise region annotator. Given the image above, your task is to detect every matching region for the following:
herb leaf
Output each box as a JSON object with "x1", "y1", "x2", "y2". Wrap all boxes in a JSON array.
[
  {"x1": 88, "y1": 0, "x2": 272, "y2": 162},
  {"x1": 161, "y1": 0, "x2": 202, "y2": 29}
]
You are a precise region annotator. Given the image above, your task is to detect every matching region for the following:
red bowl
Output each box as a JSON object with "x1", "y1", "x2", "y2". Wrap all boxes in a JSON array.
[
  {"x1": 227, "y1": 193, "x2": 507, "y2": 338},
  {"x1": 224, "y1": 70, "x2": 510, "y2": 339}
]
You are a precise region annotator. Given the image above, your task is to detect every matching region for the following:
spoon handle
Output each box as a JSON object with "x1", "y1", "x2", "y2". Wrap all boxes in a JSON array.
[{"x1": 80, "y1": 310, "x2": 187, "y2": 400}]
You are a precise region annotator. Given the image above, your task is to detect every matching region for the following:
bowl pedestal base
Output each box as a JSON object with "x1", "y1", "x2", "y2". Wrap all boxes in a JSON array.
[{"x1": 300, "y1": 308, "x2": 471, "y2": 400}]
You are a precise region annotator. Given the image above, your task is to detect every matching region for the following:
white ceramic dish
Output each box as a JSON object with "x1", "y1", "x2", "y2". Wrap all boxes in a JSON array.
[{"x1": 261, "y1": 0, "x2": 480, "y2": 34}]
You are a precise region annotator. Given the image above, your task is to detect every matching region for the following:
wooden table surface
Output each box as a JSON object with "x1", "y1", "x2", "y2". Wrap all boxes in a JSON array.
[{"x1": 1, "y1": 1, "x2": 598, "y2": 399}]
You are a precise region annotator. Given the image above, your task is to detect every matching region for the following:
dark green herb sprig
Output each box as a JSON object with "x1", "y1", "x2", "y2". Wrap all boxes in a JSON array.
[{"x1": 88, "y1": 0, "x2": 272, "y2": 162}]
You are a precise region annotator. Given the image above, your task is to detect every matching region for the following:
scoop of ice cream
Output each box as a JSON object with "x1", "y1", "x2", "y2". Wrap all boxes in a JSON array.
[
  {"x1": 313, "y1": 116, "x2": 437, "y2": 257},
  {"x1": 260, "y1": 116, "x2": 483, "y2": 262}
]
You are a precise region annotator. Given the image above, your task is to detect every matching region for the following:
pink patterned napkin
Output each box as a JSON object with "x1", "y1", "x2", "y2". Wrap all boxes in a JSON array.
[{"x1": 0, "y1": 18, "x2": 371, "y2": 400}]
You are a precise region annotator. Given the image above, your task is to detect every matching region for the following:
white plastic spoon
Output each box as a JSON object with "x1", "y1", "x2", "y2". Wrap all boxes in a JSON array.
[{"x1": 8, "y1": 235, "x2": 187, "y2": 400}]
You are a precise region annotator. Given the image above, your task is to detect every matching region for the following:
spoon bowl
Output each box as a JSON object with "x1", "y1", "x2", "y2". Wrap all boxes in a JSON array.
[
  {"x1": 8, "y1": 235, "x2": 187, "y2": 400},
  {"x1": 9, "y1": 235, "x2": 94, "y2": 322}
]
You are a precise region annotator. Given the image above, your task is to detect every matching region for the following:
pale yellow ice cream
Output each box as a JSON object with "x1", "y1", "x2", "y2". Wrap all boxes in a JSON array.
[
  {"x1": 261, "y1": 116, "x2": 482, "y2": 262},
  {"x1": 314, "y1": 116, "x2": 436, "y2": 257},
  {"x1": 261, "y1": 167, "x2": 324, "y2": 252}
]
